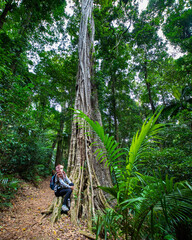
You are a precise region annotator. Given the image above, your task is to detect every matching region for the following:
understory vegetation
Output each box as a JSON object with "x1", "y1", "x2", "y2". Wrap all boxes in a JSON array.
[
  {"x1": 76, "y1": 109, "x2": 192, "y2": 240},
  {"x1": 0, "y1": 0, "x2": 192, "y2": 239}
]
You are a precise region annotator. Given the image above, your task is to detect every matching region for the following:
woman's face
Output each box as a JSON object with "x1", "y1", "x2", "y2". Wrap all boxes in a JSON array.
[{"x1": 56, "y1": 165, "x2": 64, "y2": 173}]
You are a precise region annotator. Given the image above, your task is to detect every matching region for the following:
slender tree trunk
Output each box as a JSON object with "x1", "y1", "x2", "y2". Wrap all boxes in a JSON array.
[
  {"x1": 111, "y1": 76, "x2": 119, "y2": 142},
  {"x1": 160, "y1": 89, "x2": 166, "y2": 105},
  {"x1": 47, "y1": 138, "x2": 57, "y2": 166},
  {"x1": 67, "y1": 0, "x2": 112, "y2": 228},
  {"x1": 144, "y1": 60, "x2": 156, "y2": 114}
]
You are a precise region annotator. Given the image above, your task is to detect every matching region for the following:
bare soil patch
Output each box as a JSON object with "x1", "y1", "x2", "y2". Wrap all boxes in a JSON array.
[{"x1": 0, "y1": 177, "x2": 90, "y2": 240}]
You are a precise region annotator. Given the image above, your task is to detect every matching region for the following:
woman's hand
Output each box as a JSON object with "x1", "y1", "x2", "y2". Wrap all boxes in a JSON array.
[
  {"x1": 70, "y1": 186, "x2": 74, "y2": 190},
  {"x1": 57, "y1": 172, "x2": 63, "y2": 178}
]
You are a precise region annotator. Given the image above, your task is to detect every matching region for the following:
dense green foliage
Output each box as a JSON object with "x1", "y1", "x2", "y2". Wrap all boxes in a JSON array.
[
  {"x1": 76, "y1": 109, "x2": 192, "y2": 240},
  {"x1": 0, "y1": 0, "x2": 191, "y2": 238},
  {"x1": 0, "y1": 0, "x2": 77, "y2": 206}
]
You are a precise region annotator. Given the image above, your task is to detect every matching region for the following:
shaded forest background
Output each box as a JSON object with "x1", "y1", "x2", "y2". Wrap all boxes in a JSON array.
[{"x1": 0, "y1": 0, "x2": 191, "y2": 238}]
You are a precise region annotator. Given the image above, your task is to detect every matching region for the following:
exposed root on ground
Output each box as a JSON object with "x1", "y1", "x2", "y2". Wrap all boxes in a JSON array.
[{"x1": 41, "y1": 196, "x2": 63, "y2": 224}]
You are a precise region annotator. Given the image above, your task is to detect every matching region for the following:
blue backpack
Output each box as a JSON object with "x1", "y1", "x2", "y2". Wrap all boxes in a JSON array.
[{"x1": 50, "y1": 175, "x2": 56, "y2": 190}]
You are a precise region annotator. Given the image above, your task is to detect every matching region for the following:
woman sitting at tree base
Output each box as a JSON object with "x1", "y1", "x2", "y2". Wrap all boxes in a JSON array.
[{"x1": 54, "y1": 164, "x2": 74, "y2": 212}]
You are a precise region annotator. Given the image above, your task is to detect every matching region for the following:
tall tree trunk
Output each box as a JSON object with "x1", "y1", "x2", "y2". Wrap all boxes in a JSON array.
[
  {"x1": 67, "y1": 0, "x2": 112, "y2": 229},
  {"x1": 55, "y1": 108, "x2": 65, "y2": 166}
]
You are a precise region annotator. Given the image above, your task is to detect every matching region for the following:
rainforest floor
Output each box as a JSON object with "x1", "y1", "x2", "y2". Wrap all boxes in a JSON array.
[{"x1": 0, "y1": 177, "x2": 91, "y2": 240}]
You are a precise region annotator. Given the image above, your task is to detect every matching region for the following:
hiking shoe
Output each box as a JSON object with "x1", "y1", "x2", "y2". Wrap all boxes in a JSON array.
[{"x1": 62, "y1": 205, "x2": 69, "y2": 211}]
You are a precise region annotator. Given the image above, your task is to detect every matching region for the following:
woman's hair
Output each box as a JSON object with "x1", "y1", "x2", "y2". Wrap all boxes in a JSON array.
[{"x1": 56, "y1": 164, "x2": 64, "y2": 170}]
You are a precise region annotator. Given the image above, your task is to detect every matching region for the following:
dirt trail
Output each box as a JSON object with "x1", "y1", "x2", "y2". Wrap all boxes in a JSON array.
[{"x1": 0, "y1": 177, "x2": 89, "y2": 240}]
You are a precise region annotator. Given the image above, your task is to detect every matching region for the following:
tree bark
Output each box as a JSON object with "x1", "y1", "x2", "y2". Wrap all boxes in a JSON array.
[
  {"x1": 55, "y1": 107, "x2": 65, "y2": 166},
  {"x1": 45, "y1": 0, "x2": 113, "y2": 227},
  {"x1": 67, "y1": 0, "x2": 112, "y2": 229}
]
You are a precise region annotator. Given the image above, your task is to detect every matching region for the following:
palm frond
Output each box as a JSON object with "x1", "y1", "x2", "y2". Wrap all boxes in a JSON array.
[
  {"x1": 128, "y1": 176, "x2": 192, "y2": 239},
  {"x1": 127, "y1": 108, "x2": 164, "y2": 176},
  {"x1": 98, "y1": 186, "x2": 118, "y2": 199}
]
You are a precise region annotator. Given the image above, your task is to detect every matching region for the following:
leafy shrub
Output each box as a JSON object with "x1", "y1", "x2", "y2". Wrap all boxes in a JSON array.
[{"x1": 0, "y1": 171, "x2": 20, "y2": 209}]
